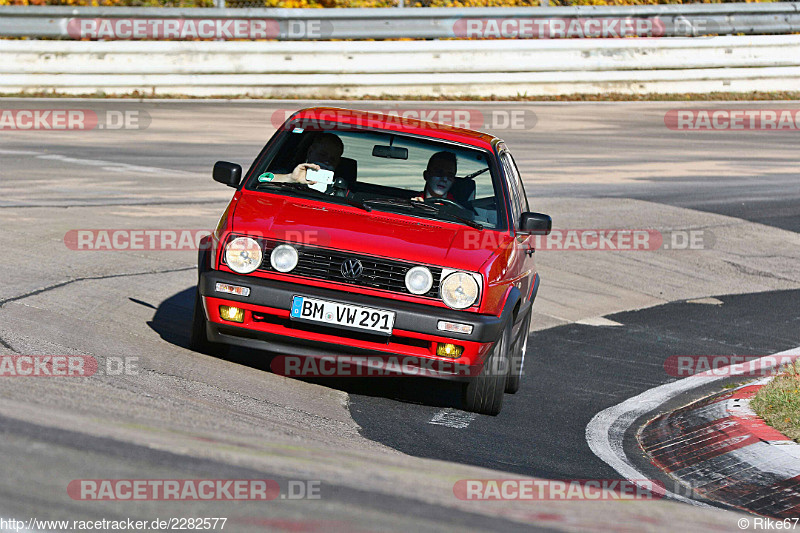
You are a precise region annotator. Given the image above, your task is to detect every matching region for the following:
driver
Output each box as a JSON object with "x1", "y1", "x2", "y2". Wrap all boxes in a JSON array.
[
  {"x1": 411, "y1": 151, "x2": 457, "y2": 202},
  {"x1": 266, "y1": 132, "x2": 344, "y2": 185}
]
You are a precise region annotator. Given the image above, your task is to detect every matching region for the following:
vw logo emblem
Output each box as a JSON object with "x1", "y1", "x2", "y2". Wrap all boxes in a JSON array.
[{"x1": 341, "y1": 259, "x2": 363, "y2": 280}]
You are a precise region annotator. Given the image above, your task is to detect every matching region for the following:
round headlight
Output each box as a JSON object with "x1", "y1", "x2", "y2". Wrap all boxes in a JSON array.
[
  {"x1": 270, "y1": 244, "x2": 299, "y2": 273},
  {"x1": 225, "y1": 237, "x2": 263, "y2": 274},
  {"x1": 440, "y1": 272, "x2": 479, "y2": 310},
  {"x1": 405, "y1": 266, "x2": 433, "y2": 295}
]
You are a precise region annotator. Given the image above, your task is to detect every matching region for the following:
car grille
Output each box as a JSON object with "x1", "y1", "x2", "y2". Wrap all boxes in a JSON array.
[{"x1": 257, "y1": 240, "x2": 441, "y2": 298}]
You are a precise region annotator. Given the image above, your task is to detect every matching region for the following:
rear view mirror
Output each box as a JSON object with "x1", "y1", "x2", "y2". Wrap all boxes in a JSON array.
[
  {"x1": 372, "y1": 145, "x2": 408, "y2": 160},
  {"x1": 519, "y1": 212, "x2": 552, "y2": 235},
  {"x1": 213, "y1": 161, "x2": 242, "y2": 188}
]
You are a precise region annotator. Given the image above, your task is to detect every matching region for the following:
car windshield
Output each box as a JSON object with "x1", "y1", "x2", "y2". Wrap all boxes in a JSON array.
[{"x1": 246, "y1": 126, "x2": 506, "y2": 230}]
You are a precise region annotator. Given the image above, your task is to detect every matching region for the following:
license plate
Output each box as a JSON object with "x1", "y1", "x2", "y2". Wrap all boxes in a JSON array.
[{"x1": 290, "y1": 296, "x2": 395, "y2": 335}]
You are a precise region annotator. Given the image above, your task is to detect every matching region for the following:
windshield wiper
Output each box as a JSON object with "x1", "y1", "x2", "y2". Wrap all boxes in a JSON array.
[
  {"x1": 362, "y1": 197, "x2": 438, "y2": 213},
  {"x1": 339, "y1": 195, "x2": 371, "y2": 212},
  {"x1": 255, "y1": 182, "x2": 371, "y2": 212},
  {"x1": 363, "y1": 198, "x2": 483, "y2": 230}
]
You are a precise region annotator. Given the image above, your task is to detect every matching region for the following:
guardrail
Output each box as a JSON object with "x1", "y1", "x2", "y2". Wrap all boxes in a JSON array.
[
  {"x1": 1, "y1": 35, "x2": 798, "y2": 97},
  {"x1": 0, "y1": 3, "x2": 799, "y2": 40}
]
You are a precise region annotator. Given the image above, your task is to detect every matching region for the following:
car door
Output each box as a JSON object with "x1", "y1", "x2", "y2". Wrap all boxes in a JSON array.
[{"x1": 499, "y1": 149, "x2": 536, "y2": 303}]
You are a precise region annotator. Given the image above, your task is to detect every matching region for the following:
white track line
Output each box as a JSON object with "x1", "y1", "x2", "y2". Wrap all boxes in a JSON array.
[
  {"x1": 429, "y1": 408, "x2": 477, "y2": 429},
  {"x1": 585, "y1": 346, "x2": 800, "y2": 505},
  {"x1": 575, "y1": 317, "x2": 623, "y2": 327},
  {"x1": 0, "y1": 149, "x2": 192, "y2": 176}
]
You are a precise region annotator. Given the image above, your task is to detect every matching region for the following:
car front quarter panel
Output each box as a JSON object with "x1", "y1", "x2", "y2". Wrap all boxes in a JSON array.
[
  {"x1": 212, "y1": 196, "x2": 239, "y2": 270},
  {"x1": 478, "y1": 235, "x2": 517, "y2": 315}
]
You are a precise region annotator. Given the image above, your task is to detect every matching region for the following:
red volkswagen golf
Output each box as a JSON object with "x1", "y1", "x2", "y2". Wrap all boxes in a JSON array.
[{"x1": 192, "y1": 108, "x2": 551, "y2": 415}]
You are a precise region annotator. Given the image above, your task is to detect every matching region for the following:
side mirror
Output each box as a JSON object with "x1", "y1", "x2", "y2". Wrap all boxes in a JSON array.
[
  {"x1": 519, "y1": 212, "x2": 552, "y2": 235},
  {"x1": 213, "y1": 161, "x2": 242, "y2": 188}
]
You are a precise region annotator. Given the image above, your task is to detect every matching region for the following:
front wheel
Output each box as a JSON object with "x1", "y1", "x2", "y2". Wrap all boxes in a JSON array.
[
  {"x1": 462, "y1": 321, "x2": 511, "y2": 416},
  {"x1": 505, "y1": 310, "x2": 531, "y2": 394},
  {"x1": 189, "y1": 289, "x2": 227, "y2": 357}
]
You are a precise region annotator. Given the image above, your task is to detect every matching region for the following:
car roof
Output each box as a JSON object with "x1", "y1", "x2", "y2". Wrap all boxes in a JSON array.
[{"x1": 287, "y1": 107, "x2": 501, "y2": 151}]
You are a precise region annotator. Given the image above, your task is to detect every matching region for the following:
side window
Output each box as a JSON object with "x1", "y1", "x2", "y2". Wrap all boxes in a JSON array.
[
  {"x1": 506, "y1": 152, "x2": 530, "y2": 213},
  {"x1": 500, "y1": 152, "x2": 522, "y2": 230}
]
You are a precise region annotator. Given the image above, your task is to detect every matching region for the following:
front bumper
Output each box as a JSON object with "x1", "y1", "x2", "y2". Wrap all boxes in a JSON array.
[{"x1": 199, "y1": 270, "x2": 504, "y2": 379}]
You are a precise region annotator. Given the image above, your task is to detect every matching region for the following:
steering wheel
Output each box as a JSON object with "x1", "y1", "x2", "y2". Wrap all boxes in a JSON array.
[{"x1": 424, "y1": 197, "x2": 463, "y2": 210}]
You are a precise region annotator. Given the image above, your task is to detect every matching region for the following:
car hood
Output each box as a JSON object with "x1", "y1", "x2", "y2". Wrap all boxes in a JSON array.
[{"x1": 231, "y1": 192, "x2": 504, "y2": 272}]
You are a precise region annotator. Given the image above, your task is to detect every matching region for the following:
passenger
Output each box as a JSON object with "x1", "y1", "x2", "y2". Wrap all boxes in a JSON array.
[
  {"x1": 266, "y1": 132, "x2": 344, "y2": 185},
  {"x1": 411, "y1": 151, "x2": 457, "y2": 202}
]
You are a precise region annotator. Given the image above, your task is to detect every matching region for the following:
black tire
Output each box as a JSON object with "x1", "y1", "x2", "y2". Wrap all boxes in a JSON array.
[
  {"x1": 462, "y1": 320, "x2": 511, "y2": 416},
  {"x1": 189, "y1": 289, "x2": 228, "y2": 357},
  {"x1": 505, "y1": 310, "x2": 532, "y2": 394}
]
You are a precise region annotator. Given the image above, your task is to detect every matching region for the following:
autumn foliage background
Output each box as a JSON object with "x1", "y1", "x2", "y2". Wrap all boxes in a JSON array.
[{"x1": 0, "y1": 0, "x2": 782, "y2": 9}]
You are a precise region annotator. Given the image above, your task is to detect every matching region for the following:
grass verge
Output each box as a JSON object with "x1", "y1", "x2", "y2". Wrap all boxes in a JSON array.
[{"x1": 750, "y1": 360, "x2": 800, "y2": 443}]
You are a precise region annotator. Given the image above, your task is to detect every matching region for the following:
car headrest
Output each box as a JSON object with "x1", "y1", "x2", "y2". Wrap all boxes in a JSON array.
[
  {"x1": 334, "y1": 157, "x2": 358, "y2": 186},
  {"x1": 450, "y1": 177, "x2": 476, "y2": 205}
]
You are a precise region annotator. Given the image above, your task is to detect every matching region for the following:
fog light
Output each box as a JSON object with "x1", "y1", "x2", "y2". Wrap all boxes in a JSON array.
[
  {"x1": 219, "y1": 305, "x2": 244, "y2": 323},
  {"x1": 436, "y1": 343, "x2": 464, "y2": 358}
]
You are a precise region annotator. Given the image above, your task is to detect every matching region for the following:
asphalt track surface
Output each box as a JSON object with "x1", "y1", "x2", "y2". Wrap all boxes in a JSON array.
[
  {"x1": 1, "y1": 99, "x2": 799, "y2": 531},
  {"x1": 349, "y1": 289, "x2": 800, "y2": 481}
]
